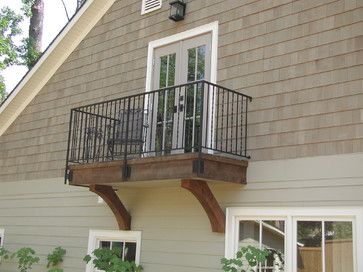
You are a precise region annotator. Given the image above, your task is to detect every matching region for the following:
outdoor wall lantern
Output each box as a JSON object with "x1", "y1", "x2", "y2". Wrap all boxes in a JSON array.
[{"x1": 169, "y1": 0, "x2": 186, "y2": 21}]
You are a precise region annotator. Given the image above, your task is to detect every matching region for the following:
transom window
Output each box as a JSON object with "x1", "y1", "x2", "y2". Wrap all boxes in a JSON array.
[
  {"x1": 86, "y1": 230, "x2": 141, "y2": 272},
  {"x1": 225, "y1": 208, "x2": 363, "y2": 272}
]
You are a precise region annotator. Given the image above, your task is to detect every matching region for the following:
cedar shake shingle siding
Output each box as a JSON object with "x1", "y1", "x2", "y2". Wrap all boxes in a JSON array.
[{"x1": 0, "y1": 0, "x2": 362, "y2": 182}]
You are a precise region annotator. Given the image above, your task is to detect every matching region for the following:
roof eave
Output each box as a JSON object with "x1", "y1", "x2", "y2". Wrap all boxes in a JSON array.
[{"x1": 0, "y1": 0, "x2": 116, "y2": 136}]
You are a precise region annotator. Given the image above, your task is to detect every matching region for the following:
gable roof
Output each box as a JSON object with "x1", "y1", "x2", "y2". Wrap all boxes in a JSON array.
[{"x1": 0, "y1": 0, "x2": 115, "y2": 136}]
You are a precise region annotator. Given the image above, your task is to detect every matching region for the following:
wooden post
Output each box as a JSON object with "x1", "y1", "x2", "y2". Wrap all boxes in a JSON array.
[
  {"x1": 181, "y1": 179, "x2": 225, "y2": 233},
  {"x1": 89, "y1": 184, "x2": 131, "y2": 230}
]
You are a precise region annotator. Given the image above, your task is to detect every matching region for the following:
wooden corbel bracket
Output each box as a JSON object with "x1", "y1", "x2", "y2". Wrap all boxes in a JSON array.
[
  {"x1": 181, "y1": 179, "x2": 225, "y2": 233},
  {"x1": 89, "y1": 184, "x2": 131, "y2": 230}
]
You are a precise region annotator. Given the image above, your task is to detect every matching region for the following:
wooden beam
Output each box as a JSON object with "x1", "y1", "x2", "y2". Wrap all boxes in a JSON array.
[
  {"x1": 181, "y1": 179, "x2": 225, "y2": 233},
  {"x1": 69, "y1": 153, "x2": 248, "y2": 186},
  {"x1": 89, "y1": 184, "x2": 131, "y2": 230}
]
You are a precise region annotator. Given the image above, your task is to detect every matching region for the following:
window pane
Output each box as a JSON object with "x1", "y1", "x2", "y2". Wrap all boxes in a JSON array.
[
  {"x1": 100, "y1": 241, "x2": 111, "y2": 249},
  {"x1": 262, "y1": 221, "x2": 285, "y2": 272},
  {"x1": 111, "y1": 241, "x2": 124, "y2": 258},
  {"x1": 297, "y1": 221, "x2": 322, "y2": 272},
  {"x1": 239, "y1": 221, "x2": 260, "y2": 249},
  {"x1": 124, "y1": 242, "x2": 137, "y2": 262},
  {"x1": 325, "y1": 221, "x2": 353, "y2": 272}
]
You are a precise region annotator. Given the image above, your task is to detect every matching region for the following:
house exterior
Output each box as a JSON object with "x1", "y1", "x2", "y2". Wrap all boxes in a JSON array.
[{"x1": 0, "y1": 0, "x2": 363, "y2": 271}]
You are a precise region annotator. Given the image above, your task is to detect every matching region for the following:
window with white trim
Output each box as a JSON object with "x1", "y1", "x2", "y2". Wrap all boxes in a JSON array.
[
  {"x1": 86, "y1": 230, "x2": 141, "y2": 272},
  {"x1": 225, "y1": 208, "x2": 363, "y2": 272},
  {"x1": 0, "y1": 229, "x2": 4, "y2": 247},
  {"x1": 141, "y1": 0, "x2": 162, "y2": 14}
]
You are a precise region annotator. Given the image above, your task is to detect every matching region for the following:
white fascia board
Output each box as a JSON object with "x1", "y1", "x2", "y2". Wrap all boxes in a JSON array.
[{"x1": 0, "y1": 0, "x2": 116, "y2": 136}]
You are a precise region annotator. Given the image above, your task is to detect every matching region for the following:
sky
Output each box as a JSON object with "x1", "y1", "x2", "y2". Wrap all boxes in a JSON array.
[{"x1": 0, "y1": 0, "x2": 78, "y2": 92}]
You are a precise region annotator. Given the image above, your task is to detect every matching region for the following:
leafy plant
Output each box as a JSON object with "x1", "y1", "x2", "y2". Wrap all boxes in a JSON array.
[
  {"x1": 84, "y1": 248, "x2": 143, "y2": 272},
  {"x1": 0, "y1": 246, "x2": 66, "y2": 272},
  {"x1": 47, "y1": 247, "x2": 66, "y2": 272},
  {"x1": 221, "y1": 245, "x2": 270, "y2": 272},
  {"x1": 0, "y1": 246, "x2": 12, "y2": 263},
  {"x1": 12, "y1": 247, "x2": 40, "y2": 272}
]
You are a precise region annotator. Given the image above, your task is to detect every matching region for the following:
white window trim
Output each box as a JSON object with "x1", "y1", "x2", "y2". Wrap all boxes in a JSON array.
[
  {"x1": 141, "y1": 0, "x2": 162, "y2": 15},
  {"x1": 86, "y1": 230, "x2": 142, "y2": 272},
  {"x1": 225, "y1": 207, "x2": 363, "y2": 272},
  {"x1": 145, "y1": 21, "x2": 219, "y2": 92},
  {"x1": 0, "y1": 228, "x2": 4, "y2": 247}
]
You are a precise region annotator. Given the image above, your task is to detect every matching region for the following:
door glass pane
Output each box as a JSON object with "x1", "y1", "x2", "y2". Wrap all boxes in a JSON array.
[
  {"x1": 159, "y1": 55, "x2": 168, "y2": 88},
  {"x1": 197, "y1": 45, "x2": 206, "y2": 80},
  {"x1": 297, "y1": 221, "x2": 322, "y2": 272},
  {"x1": 325, "y1": 221, "x2": 353, "y2": 272},
  {"x1": 168, "y1": 54, "x2": 176, "y2": 86},
  {"x1": 187, "y1": 48, "x2": 196, "y2": 82},
  {"x1": 185, "y1": 46, "x2": 206, "y2": 152},
  {"x1": 156, "y1": 53, "x2": 176, "y2": 154}
]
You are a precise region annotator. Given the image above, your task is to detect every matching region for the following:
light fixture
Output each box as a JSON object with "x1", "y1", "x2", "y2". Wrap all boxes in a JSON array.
[{"x1": 169, "y1": 0, "x2": 186, "y2": 22}]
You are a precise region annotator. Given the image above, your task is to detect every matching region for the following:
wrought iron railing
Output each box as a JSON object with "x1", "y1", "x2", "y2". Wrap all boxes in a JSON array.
[{"x1": 65, "y1": 80, "x2": 251, "y2": 180}]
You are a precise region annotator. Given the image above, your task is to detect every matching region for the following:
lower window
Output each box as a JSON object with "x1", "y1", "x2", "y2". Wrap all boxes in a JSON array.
[
  {"x1": 225, "y1": 208, "x2": 362, "y2": 272},
  {"x1": 86, "y1": 230, "x2": 141, "y2": 272}
]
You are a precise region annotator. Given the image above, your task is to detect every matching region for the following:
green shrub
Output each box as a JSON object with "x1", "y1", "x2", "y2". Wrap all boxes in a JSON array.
[
  {"x1": 84, "y1": 248, "x2": 142, "y2": 272},
  {"x1": 0, "y1": 246, "x2": 66, "y2": 272},
  {"x1": 221, "y1": 245, "x2": 270, "y2": 272}
]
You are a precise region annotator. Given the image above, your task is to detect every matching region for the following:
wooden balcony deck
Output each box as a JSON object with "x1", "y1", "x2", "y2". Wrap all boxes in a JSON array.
[{"x1": 68, "y1": 153, "x2": 248, "y2": 187}]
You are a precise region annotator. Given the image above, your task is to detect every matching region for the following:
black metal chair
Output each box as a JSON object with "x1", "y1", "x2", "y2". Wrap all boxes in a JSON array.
[{"x1": 107, "y1": 109, "x2": 147, "y2": 159}]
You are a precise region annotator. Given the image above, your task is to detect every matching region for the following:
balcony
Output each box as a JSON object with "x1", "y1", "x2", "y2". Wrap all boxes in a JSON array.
[
  {"x1": 65, "y1": 80, "x2": 251, "y2": 186},
  {"x1": 65, "y1": 80, "x2": 251, "y2": 232}
]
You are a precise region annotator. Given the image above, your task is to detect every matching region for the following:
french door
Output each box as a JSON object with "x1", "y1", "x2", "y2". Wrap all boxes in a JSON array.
[{"x1": 152, "y1": 34, "x2": 211, "y2": 154}]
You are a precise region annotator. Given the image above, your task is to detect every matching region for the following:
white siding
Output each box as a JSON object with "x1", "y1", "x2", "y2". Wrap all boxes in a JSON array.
[{"x1": 1, "y1": 153, "x2": 363, "y2": 271}]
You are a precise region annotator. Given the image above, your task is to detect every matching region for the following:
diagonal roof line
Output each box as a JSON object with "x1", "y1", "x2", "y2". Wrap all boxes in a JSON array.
[
  {"x1": 0, "y1": 0, "x2": 87, "y2": 109},
  {"x1": 0, "y1": 0, "x2": 116, "y2": 136}
]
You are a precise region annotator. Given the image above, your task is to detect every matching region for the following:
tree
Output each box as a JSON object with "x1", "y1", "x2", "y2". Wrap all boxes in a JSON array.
[
  {"x1": 0, "y1": 0, "x2": 44, "y2": 103},
  {"x1": 77, "y1": 0, "x2": 86, "y2": 10},
  {"x1": 0, "y1": 0, "x2": 75, "y2": 102},
  {"x1": 21, "y1": 0, "x2": 44, "y2": 68},
  {"x1": 0, "y1": 6, "x2": 23, "y2": 102}
]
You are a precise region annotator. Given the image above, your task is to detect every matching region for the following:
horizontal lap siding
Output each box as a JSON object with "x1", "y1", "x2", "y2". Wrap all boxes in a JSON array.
[
  {"x1": 1, "y1": 154, "x2": 363, "y2": 272},
  {"x1": 0, "y1": 179, "x2": 119, "y2": 272},
  {"x1": 117, "y1": 154, "x2": 363, "y2": 271}
]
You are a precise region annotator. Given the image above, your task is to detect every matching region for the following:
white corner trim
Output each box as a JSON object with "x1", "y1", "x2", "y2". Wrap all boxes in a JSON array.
[
  {"x1": 225, "y1": 207, "x2": 363, "y2": 272},
  {"x1": 0, "y1": 0, "x2": 116, "y2": 137},
  {"x1": 86, "y1": 229, "x2": 142, "y2": 272},
  {"x1": 145, "y1": 21, "x2": 219, "y2": 92}
]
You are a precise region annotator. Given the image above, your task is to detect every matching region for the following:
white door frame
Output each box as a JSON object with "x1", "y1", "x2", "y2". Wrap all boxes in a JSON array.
[
  {"x1": 144, "y1": 22, "x2": 219, "y2": 155},
  {"x1": 145, "y1": 21, "x2": 219, "y2": 92}
]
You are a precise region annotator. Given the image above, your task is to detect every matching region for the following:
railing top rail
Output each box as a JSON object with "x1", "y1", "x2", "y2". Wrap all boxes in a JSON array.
[{"x1": 70, "y1": 80, "x2": 252, "y2": 111}]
